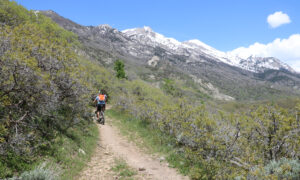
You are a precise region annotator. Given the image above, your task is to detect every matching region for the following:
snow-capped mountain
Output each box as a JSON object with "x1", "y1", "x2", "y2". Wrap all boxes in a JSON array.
[
  {"x1": 122, "y1": 26, "x2": 295, "y2": 73},
  {"x1": 42, "y1": 10, "x2": 300, "y2": 100},
  {"x1": 123, "y1": 26, "x2": 181, "y2": 50}
]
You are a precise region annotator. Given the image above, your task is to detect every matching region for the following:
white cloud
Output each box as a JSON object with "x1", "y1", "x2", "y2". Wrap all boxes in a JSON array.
[
  {"x1": 267, "y1": 11, "x2": 291, "y2": 28},
  {"x1": 228, "y1": 34, "x2": 300, "y2": 72}
]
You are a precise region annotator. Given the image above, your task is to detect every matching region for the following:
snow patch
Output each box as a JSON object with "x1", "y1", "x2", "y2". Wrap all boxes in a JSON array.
[{"x1": 148, "y1": 56, "x2": 160, "y2": 67}]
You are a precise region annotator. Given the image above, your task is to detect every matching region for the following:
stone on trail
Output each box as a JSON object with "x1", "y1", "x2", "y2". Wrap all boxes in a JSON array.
[
  {"x1": 159, "y1": 156, "x2": 165, "y2": 162},
  {"x1": 138, "y1": 167, "x2": 146, "y2": 171}
]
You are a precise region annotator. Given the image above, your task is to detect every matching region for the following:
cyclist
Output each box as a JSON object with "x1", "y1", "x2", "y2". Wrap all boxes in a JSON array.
[{"x1": 94, "y1": 90, "x2": 107, "y2": 122}]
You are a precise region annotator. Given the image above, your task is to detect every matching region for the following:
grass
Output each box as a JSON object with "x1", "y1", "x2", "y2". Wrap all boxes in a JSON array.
[
  {"x1": 216, "y1": 96, "x2": 300, "y2": 113},
  {"x1": 38, "y1": 120, "x2": 99, "y2": 180},
  {"x1": 1, "y1": 120, "x2": 99, "y2": 179},
  {"x1": 106, "y1": 109, "x2": 191, "y2": 176},
  {"x1": 56, "y1": 121, "x2": 99, "y2": 179},
  {"x1": 111, "y1": 158, "x2": 136, "y2": 179}
]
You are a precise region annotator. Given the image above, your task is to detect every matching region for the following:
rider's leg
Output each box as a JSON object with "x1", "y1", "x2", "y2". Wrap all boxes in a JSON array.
[{"x1": 100, "y1": 105, "x2": 104, "y2": 116}]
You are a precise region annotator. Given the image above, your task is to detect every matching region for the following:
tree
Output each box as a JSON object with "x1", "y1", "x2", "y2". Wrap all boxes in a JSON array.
[{"x1": 114, "y1": 60, "x2": 126, "y2": 79}]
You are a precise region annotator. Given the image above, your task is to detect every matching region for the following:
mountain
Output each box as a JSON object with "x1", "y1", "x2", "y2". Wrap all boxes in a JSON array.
[
  {"x1": 42, "y1": 10, "x2": 300, "y2": 101},
  {"x1": 122, "y1": 26, "x2": 295, "y2": 73}
]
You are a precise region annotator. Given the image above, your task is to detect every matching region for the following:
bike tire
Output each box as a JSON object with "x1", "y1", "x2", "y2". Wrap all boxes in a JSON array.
[{"x1": 100, "y1": 111, "x2": 105, "y2": 125}]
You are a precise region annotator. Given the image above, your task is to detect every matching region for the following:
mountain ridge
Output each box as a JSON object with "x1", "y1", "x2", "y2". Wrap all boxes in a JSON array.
[
  {"x1": 122, "y1": 26, "x2": 295, "y2": 73},
  {"x1": 41, "y1": 10, "x2": 300, "y2": 100},
  {"x1": 42, "y1": 10, "x2": 295, "y2": 74}
]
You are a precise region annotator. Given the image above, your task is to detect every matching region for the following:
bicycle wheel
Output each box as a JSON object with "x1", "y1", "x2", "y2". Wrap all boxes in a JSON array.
[
  {"x1": 97, "y1": 114, "x2": 101, "y2": 123},
  {"x1": 100, "y1": 111, "x2": 105, "y2": 125},
  {"x1": 102, "y1": 112, "x2": 105, "y2": 125}
]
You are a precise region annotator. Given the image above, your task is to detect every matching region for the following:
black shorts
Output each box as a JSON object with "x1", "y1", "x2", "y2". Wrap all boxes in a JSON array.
[{"x1": 97, "y1": 104, "x2": 105, "y2": 112}]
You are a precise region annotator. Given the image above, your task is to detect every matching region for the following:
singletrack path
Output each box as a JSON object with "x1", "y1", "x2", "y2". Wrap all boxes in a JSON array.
[{"x1": 78, "y1": 108, "x2": 188, "y2": 180}]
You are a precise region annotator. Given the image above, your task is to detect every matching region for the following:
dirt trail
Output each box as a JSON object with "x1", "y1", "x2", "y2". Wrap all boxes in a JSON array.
[{"x1": 78, "y1": 111, "x2": 189, "y2": 180}]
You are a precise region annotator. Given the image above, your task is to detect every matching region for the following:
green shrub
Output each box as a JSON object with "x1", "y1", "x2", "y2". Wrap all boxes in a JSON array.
[
  {"x1": 12, "y1": 162, "x2": 60, "y2": 180},
  {"x1": 112, "y1": 78, "x2": 300, "y2": 179},
  {"x1": 249, "y1": 158, "x2": 300, "y2": 179},
  {"x1": 0, "y1": 1, "x2": 101, "y2": 178},
  {"x1": 161, "y1": 78, "x2": 182, "y2": 97}
]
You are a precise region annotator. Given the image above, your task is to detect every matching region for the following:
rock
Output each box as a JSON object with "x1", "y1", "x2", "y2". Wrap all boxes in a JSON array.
[
  {"x1": 159, "y1": 156, "x2": 165, "y2": 162},
  {"x1": 139, "y1": 167, "x2": 146, "y2": 171},
  {"x1": 78, "y1": 148, "x2": 86, "y2": 155}
]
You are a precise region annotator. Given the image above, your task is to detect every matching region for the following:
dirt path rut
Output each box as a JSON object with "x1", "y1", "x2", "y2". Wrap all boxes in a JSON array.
[{"x1": 78, "y1": 113, "x2": 188, "y2": 180}]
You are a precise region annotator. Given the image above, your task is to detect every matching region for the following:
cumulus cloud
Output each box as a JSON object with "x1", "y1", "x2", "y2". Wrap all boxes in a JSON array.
[
  {"x1": 267, "y1": 11, "x2": 291, "y2": 28},
  {"x1": 228, "y1": 34, "x2": 300, "y2": 72}
]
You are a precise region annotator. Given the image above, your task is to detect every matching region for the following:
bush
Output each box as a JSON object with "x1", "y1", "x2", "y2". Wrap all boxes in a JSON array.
[
  {"x1": 9, "y1": 162, "x2": 60, "y2": 180},
  {"x1": 249, "y1": 158, "x2": 300, "y2": 179},
  {"x1": 0, "y1": 1, "x2": 98, "y2": 178},
  {"x1": 112, "y1": 78, "x2": 300, "y2": 179}
]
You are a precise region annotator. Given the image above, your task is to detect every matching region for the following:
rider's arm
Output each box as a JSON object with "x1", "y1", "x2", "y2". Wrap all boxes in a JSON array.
[{"x1": 93, "y1": 96, "x2": 98, "y2": 103}]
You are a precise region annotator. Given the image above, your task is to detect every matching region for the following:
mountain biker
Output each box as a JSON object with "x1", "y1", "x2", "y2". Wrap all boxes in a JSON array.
[{"x1": 94, "y1": 90, "x2": 107, "y2": 121}]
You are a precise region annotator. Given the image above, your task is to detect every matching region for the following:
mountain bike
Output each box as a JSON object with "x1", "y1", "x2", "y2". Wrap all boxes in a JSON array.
[
  {"x1": 96, "y1": 104, "x2": 105, "y2": 125},
  {"x1": 99, "y1": 110, "x2": 105, "y2": 125}
]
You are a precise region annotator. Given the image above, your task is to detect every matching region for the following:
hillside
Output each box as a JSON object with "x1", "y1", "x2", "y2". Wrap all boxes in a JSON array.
[
  {"x1": 0, "y1": 1, "x2": 108, "y2": 178},
  {"x1": 42, "y1": 10, "x2": 300, "y2": 101}
]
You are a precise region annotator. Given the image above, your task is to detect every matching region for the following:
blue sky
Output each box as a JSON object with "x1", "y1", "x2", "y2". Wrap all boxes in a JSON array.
[{"x1": 14, "y1": 0, "x2": 300, "y2": 70}]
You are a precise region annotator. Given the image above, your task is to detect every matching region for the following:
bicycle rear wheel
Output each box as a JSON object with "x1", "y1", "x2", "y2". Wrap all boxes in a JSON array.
[{"x1": 100, "y1": 111, "x2": 105, "y2": 125}]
